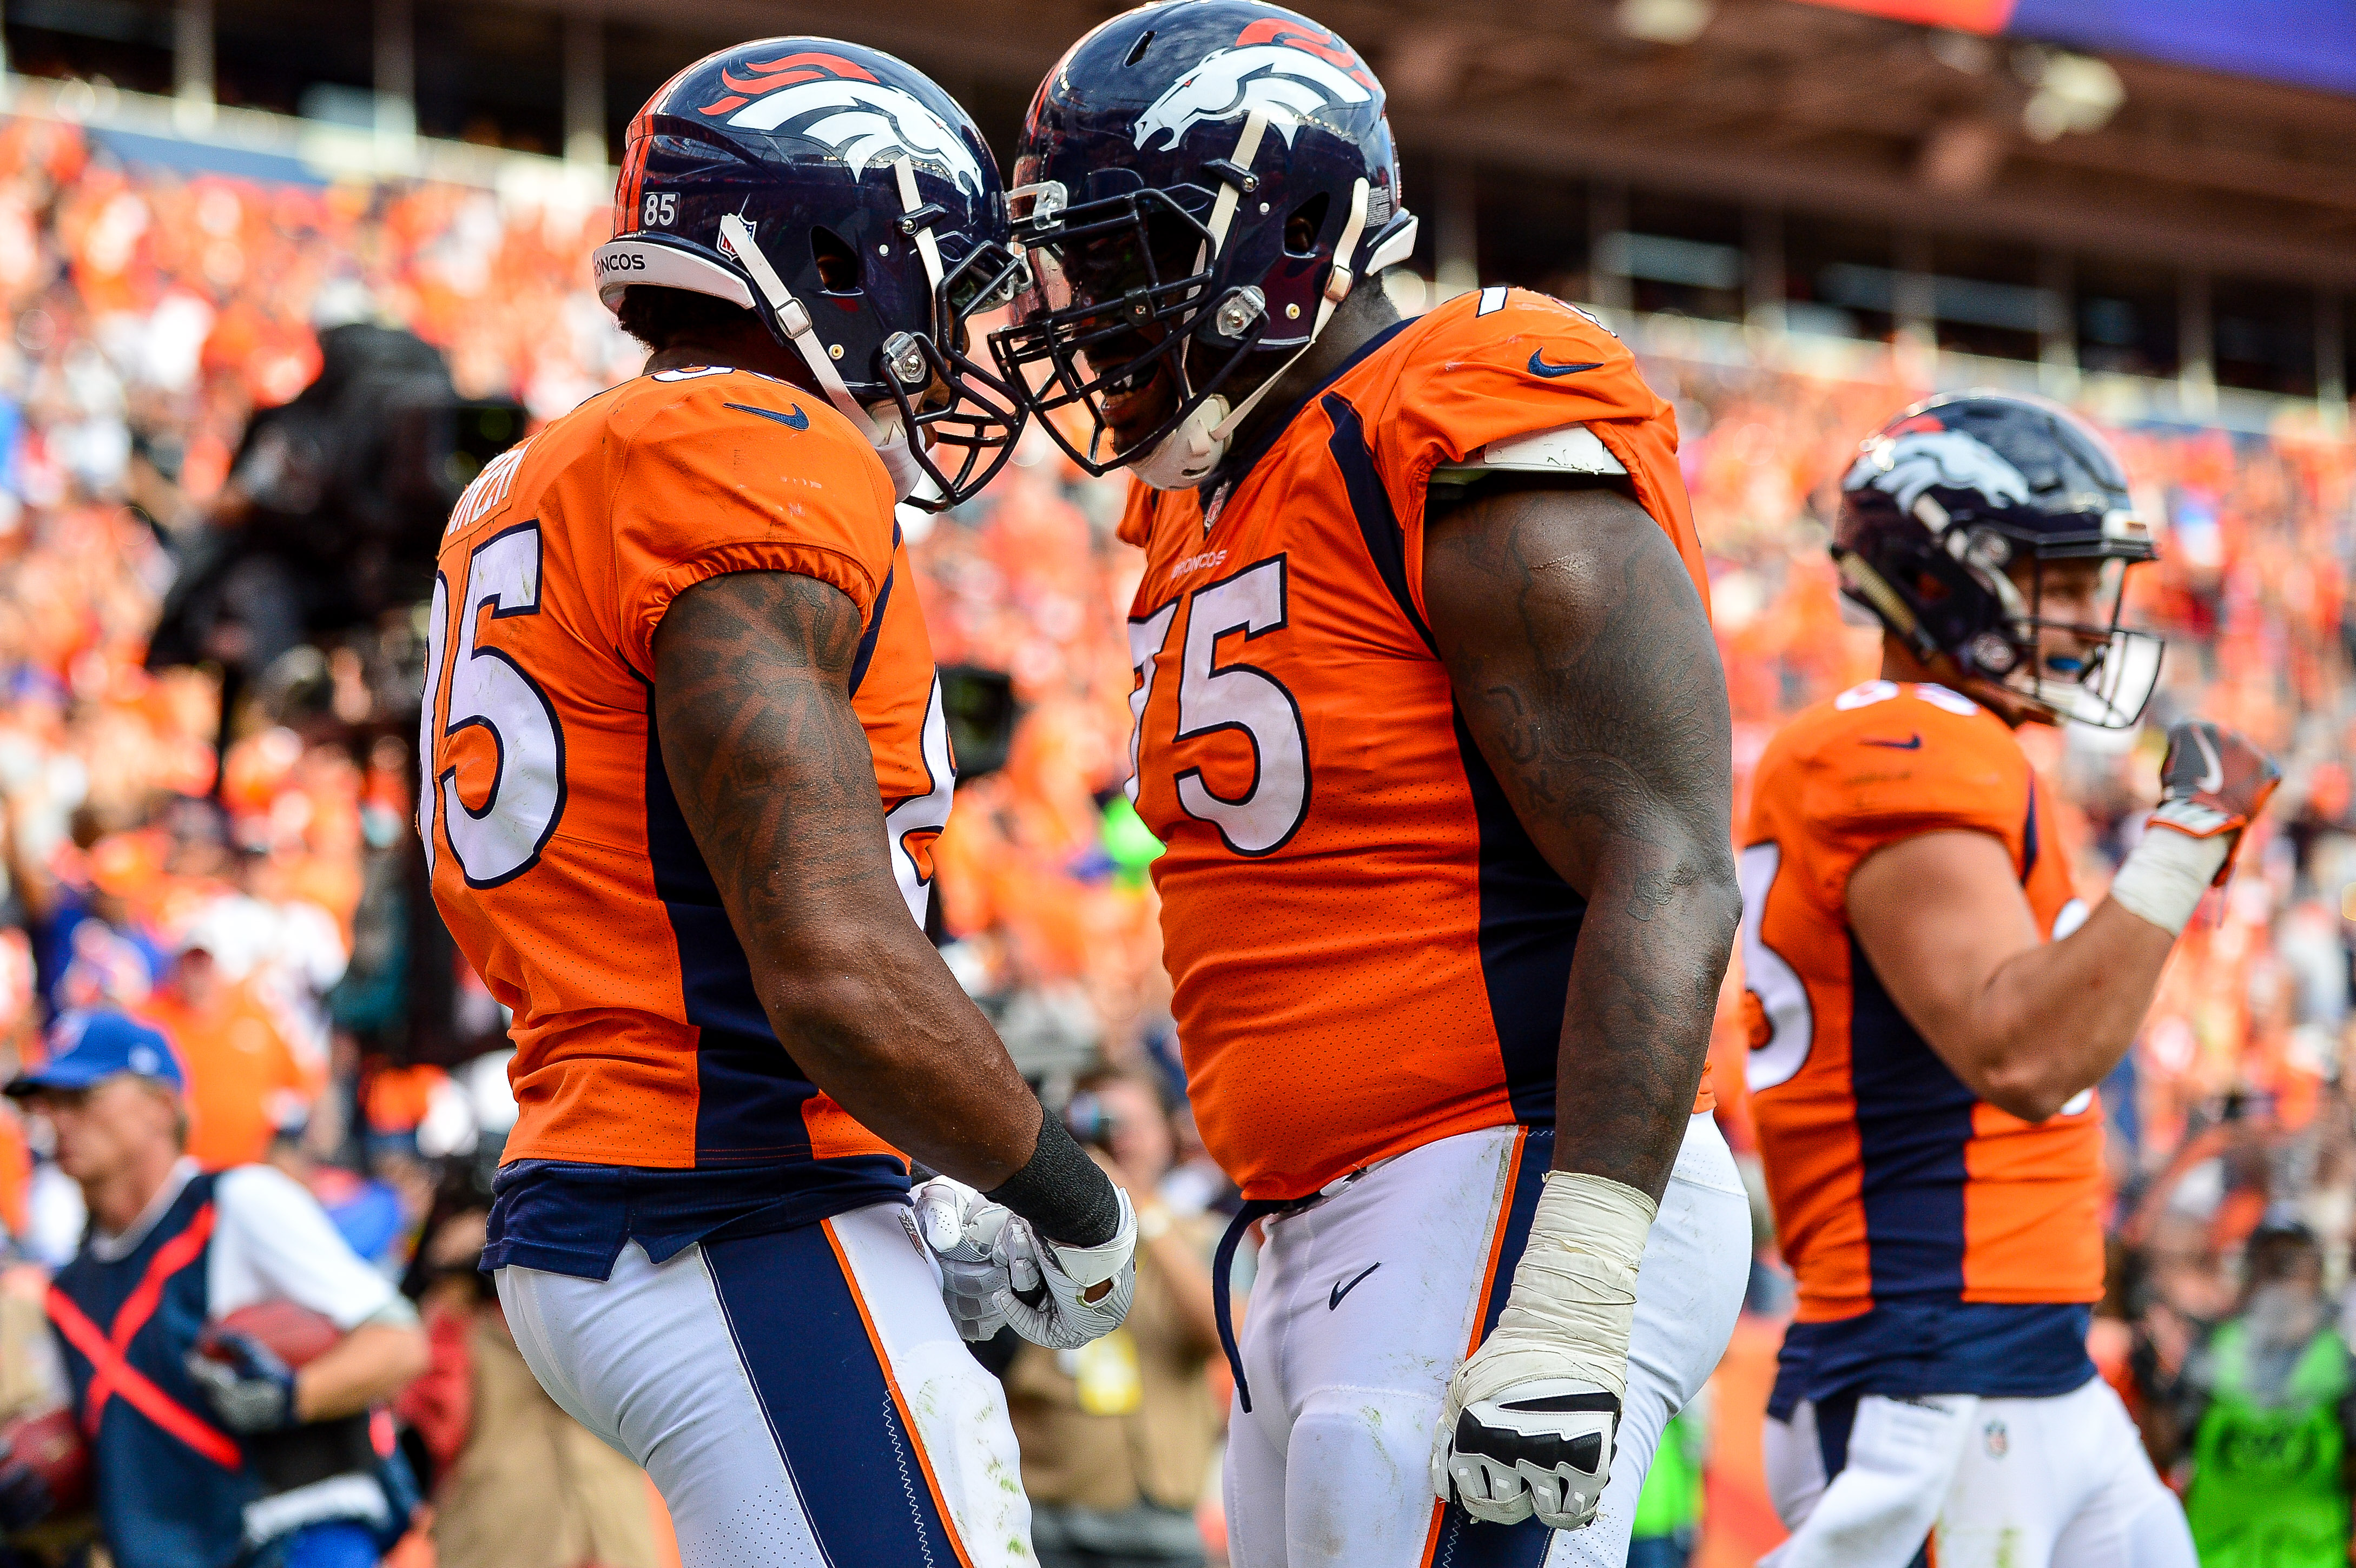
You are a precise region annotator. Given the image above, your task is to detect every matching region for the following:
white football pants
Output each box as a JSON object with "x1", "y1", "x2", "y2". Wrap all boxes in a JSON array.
[
  {"x1": 1225, "y1": 1113, "x2": 1752, "y2": 1568},
  {"x1": 1761, "y1": 1374, "x2": 2196, "y2": 1568},
  {"x1": 496, "y1": 1201, "x2": 1031, "y2": 1568}
]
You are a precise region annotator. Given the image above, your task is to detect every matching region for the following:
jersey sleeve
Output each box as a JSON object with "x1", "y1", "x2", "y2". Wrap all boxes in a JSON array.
[
  {"x1": 1798, "y1": 690, "x2": 2034, "y2": 902},
  {"x1": 609, "y1": 379, "x2": 899, "y2": 677},
  {"x1": 1368, "y1": 290, "x2": 1707, "y2": 622}
]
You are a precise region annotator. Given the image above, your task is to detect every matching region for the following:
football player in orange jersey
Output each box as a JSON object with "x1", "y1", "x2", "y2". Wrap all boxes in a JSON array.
[
  {"x1": 1741, "y1": 393, "x2": 2278, "y2": 1568},
  {"x1": 995, "y1": 6, "x2": 1753, "y2": 1565},
  {"x1": 420, "y1": 43, "x2": 1138, "y2": 1568}
]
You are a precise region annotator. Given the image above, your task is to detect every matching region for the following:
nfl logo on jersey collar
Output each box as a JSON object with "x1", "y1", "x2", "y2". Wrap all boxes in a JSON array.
[{"x1": 1201, "y1": 482, "x2": 1231, "y2": 536}]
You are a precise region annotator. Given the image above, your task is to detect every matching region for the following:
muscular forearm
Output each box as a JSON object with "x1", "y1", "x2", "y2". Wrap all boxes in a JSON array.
[
  {"x1": 1956, "y1": 898, "x2": 2174, "y2": 1120},
  {"x1": 654, "y1": 570, "x2": 1043, "y2": 1189},
  {"x1": 1556, "y1": 840, "x2": 1738, "y2": 1199},
  {"x1": 294, "y1": 1323, "x2": 427, "y2": 1423},
  {"x1": 756, "y1": 922, "x2": 1045, "y2": 1185},
  {"x1": 1422, "y1": 482, "x2": 1738, "y2": 1203}
]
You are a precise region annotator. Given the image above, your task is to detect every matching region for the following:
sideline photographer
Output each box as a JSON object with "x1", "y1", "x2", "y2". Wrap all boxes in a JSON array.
[
  {"x1": 1006, "y1": 1070, "x2": 1222, "y2": 1568},
  {"x1": 2, "y1": 1010, "x2": 426, "y2": 1568},
  {"x1": 144, "y1": 300, "x2": 523, "y2": 759}
]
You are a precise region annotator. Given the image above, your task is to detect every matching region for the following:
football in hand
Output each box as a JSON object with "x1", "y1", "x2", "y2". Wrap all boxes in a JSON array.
[{"x1": 194, "y1": 1301, "x2": 342, "y2": 1369}]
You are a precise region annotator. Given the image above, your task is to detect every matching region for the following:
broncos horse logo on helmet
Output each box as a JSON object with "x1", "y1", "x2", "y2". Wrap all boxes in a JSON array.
[
  {"x1": 1834, "y1": 391, "x2": 2164, "y2": 730},
  {"x1": 699, "y1": 53, "x2": 992, "y2": 200},
  {"x1": 992, "y1": 2, "x2": 1418, "y2": 489},
  {"x1": 1130, "y1": 34, "x2": 1373, "y2": 150},
  {"x1": 595, "y1": 39, "x2": 1026, "y2": 508}
]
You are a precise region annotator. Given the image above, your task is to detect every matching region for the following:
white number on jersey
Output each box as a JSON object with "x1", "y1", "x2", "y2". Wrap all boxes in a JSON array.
[
  {"x1": 882, "y1": 676, "x2": 957, "y2": 925},
  {"x1": 1739, "y1": 841, "x2": 1814, "y2": 1092},
  {"x1": 421, "y1": 522, "x2": 568, "y2": 887},
  {"x1": 1131, "y1": 556, "x2": 1311, "y2": 857},
  {"x1": 1124, "y1": 601, "x2": 1178, "y2": 806}
]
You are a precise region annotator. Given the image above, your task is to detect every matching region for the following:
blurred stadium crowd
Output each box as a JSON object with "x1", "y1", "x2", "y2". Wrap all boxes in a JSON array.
[{"x1": 0, "y1": 107, "x2": 2346, "y2": 1565}]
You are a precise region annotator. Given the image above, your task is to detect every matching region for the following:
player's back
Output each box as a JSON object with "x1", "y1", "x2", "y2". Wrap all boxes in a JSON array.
[
  {"x1": 1741, "y1": 679, "x2": 2102, "y2": 1403},
  {"x1": 1122, "y1": 286, "x2": 1711, "y2": 1200},
  {"x1": 421, "y1": 365, "x2": 952, "y2": 1275}
]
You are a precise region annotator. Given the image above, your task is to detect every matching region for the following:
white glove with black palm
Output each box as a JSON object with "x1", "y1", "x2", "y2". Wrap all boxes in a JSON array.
[{"x1": 1433, "y1": 1172, "x2": 1655, "y2": 1531}]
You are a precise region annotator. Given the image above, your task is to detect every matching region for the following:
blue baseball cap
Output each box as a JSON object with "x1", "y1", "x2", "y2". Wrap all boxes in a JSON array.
[{"x1": 6, "y1": 1010, "x2": 183, "y2": 1097}]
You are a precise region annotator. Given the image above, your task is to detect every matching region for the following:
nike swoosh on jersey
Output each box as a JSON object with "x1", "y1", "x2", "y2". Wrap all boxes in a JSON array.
[
  {"x1": 1859, "y1": 734, "x2": 1924, "y2": 750},
  {"x1": 724, "y1": 401, "x2": 810, "y2": 431},
  {"x1": 1329, "y1": 1262, "x2": 1380, "y2": 1309},
  {"x1": 1527, "y1": 350, "x2": 1605, "y2": 379}
]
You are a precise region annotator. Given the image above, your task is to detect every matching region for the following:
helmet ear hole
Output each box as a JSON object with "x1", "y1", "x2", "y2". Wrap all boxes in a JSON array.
[
  {"x1": 1283, "y1": 193, "x2": 1330, "y2": 258},
  {"x1": 811, "y1": 226, "x2": 863, "y2": 294}
]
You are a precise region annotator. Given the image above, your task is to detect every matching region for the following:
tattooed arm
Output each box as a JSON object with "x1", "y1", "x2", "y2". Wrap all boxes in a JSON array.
[
  {"x1": 1423, "y1": 484, "x2": 1738, "y2": 1200},
  {"x1": 651, "y1": 570, "x2": 1044, "y2": 1188}
]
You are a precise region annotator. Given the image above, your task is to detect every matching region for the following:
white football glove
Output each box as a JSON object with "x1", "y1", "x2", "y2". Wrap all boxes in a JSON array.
[
  {"x1": 909, "y1": 1176, "x2": 1013, "y2": 1342},
  {"x1": 1433, "y1": 1172, "x2": 1655, "y2": 1531},
  {"x1": 996, "y1": 1187, "x2": 1139, "y2": 1351}
]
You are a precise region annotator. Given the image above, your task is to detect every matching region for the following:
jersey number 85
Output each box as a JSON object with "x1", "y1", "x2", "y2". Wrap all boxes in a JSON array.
[{"x1": 418, "y1": 521, "x2": 568, "y2": 889}]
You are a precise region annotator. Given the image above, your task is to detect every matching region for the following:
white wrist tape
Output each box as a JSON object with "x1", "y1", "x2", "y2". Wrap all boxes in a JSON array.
[
  {"x1": 1463, "y1": 1172, "x2": 1656, "y2": 1402},
  {"x1": 2108, "y1": 825, "x2": 2230, "y2": 936}
]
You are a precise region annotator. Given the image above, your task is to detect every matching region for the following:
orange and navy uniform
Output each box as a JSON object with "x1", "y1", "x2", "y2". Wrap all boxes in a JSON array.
[
  {"x1": 1742, "y1": 679, "x2": 2102, "y2": 1407},
  {"x1": 1121, "y1": 286, "x2": 1711, "y2": 1202},
  {"x1": 422, "y1": 365, "x2": 953, "y2": 1279}
]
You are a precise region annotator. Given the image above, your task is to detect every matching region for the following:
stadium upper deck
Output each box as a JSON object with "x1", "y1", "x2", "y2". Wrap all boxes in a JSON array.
[{"x1": 6, "y1": 0, "x2": 2352, "y2": 422}]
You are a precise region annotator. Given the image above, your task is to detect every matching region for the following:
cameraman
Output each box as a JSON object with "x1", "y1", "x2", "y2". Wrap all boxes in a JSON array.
[
  {"x1": 3, "y1": 1010, "x2": 426, "y2": 1568},
  {"x1": 1006, "y1": 1070, "x2": 1222, "y2": 1568}
]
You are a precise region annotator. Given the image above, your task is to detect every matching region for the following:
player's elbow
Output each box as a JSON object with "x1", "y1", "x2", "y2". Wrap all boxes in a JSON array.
[
  {"x1": 1651, "y1": 832, "x2": 1741, "y2": 962},
  {"x1": 1971, "y1": 1050, "x2": 2079, "y2": 1124},
  {"x1": 1693, "y1": 842, "x2": 1742, "y2": 954}
]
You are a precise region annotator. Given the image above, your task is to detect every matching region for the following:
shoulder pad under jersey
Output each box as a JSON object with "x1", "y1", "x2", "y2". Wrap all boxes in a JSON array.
[
  {"x1": 1431, "y1": 422, "x2": 1628, "y2": 482},
  {"x1": 1426, "y1": 421, "x2": 1628, "y2": 511}
]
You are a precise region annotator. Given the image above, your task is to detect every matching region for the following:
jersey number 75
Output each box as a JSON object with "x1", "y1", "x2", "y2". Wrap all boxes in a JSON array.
[{"x1": 1128, "y1": 555, "x2": 1311, "y2": 858}]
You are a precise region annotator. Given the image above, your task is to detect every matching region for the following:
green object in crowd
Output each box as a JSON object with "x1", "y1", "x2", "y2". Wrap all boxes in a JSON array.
[
  {"x1": 2185, "y1": 1318, "x2": 2351, "y2": 1568},
  {"x1": 1632, "y1": 1405, "x2": 1706, "y2": 1541},
  {"x1": 1101, "y1": 794, "x2": 1164, "y2": 884}
]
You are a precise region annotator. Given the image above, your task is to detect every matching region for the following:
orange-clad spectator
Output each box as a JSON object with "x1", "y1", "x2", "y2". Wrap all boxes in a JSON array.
[{"x1": 140, "y1": 940, "x2": 309, "y2": 1169}]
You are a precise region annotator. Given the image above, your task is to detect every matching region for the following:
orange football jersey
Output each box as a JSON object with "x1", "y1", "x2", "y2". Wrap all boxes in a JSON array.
[
  {"x1": 421, "y1": 367, "x2": 950, "y2": 1226},
  {"x1": 1743, "y1": 679, "x2": 2104, "y2": 1397},
  {"x1": 1123, "y1": 286, "x2": 1710, "y2": 1201}
]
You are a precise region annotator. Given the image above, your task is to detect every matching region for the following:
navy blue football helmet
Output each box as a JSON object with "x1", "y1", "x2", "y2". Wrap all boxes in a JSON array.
[
  {"x1": 992, "y1": 2, "x2": 1418, "y2": 488},
  {"x1": 1835, "y1": 391, "x2": 2163, "y2": 729},
  {"x1": 593, "y1": 40, "x2": 1026, "y2": 508}
]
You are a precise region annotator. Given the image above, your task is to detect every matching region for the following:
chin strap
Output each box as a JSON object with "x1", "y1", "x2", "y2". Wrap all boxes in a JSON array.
[
  {"x1": 1133, "y1": 176, "x2": 1373, "y2": 492},
  {"x1": 717, "y1": 211, "x2": 879, "y2": 440},
  {"x1": 893, "y1": 157, "x2": 947, "y2": 302},
  {"x1": 1199, "y1": 109, "x2": 1270, "y2": 278},
  {"x1": 1208, "y1": 175, "x2": 1368, "y2": 445}
]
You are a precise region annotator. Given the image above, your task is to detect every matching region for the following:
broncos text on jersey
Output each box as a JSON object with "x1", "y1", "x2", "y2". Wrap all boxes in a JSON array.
[{"x1": 1121, "y1": 286, "x2": 1711, "y2": 1201}]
